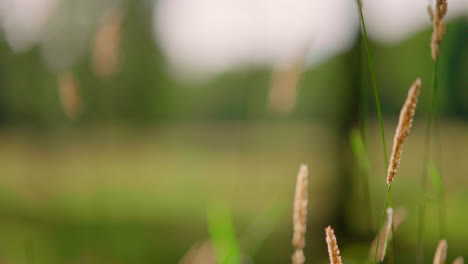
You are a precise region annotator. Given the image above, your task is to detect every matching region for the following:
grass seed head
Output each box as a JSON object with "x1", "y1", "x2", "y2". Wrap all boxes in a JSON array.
[
  {"x1": 387, "y1": 78, "x2": 421, "y2": 184},
  {"x1": 325, "y1": 226, "x2": 343, "y2": 264},
  {"x1": 292, "y1": 164, "x2": 308, "y2": 264},
  {"x1": 429, "y1": 0, "x2": 448, "y2": 60}
]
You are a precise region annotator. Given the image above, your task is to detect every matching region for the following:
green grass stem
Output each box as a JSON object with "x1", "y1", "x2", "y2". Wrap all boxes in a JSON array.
[
  {"x1": 357, "y1": 2, "x2": 393, "y2": 263},
  {"x1": 373, "y1": 184, "x2": 392, "y2": 264},
  {"x1": 417, "y1": 54, "x2": 446, "y2": 263},
  {"x1": 357, "y1": 0, "x2": 389, "y2": 167}
]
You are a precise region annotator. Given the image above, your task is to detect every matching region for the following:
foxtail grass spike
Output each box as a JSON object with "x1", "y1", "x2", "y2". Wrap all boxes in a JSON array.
[
  {"x1": 428, "y1": 0, "x2": 448, "y2": 60},
  {"x1": 387, "y1": 79, "x2": 421, "y2": 184},
  {"x1": 292, "y1": 164, "x2": 308, "y2": 264},
  {"x1": 325, "y1": 226, "x2": 343, "y2": 264}
]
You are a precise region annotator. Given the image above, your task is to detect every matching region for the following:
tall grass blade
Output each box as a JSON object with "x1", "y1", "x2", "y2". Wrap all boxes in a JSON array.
[
  {"x1": 374, "y1": 184, "x2": 391, "y2": 264},
  {"x1": 356, "y1": 0, "x2": 389, "y2": 166},
  {"x1": 356, "y1": 2, "x2": 392, "y2": 262},
  {"x1": 380, "y1": 208, "x2": 394, "y2": 262},
  {"x1": 419, "y1": 1, "x2": 448, "y2": 261},
  {"x1": 207, "y1": 204, "x2": 241, "y2": 264}
]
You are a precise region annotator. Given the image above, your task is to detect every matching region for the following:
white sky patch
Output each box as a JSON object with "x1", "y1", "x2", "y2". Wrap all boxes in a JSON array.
[
  {"x1": 154, "y1": 0, "x2": 468, "y2": 79},
  {"x1": 362, "y1": 0, "x2": 468, "y2": 44},
  {"x1": 154, "y1": 0, "x2": 360, "y2": 78},
  {"x1": 0, "y1": 0, "x2": 60, "y2": 52},
  {"x1": 0, "y1": 0, "x2": 466, "y2": 75}
]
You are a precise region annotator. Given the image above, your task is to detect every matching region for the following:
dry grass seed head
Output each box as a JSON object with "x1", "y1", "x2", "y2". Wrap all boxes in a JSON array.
[
  {"x1": 452, "y1": 257, "x2": 464, "y2": 264},
  {"x1": 386, "y1": 78, "x2": 421, "y2": 184},
  {"x1": 433, "y1": 239, "x2": 448, "y2": 264},
  {"x1": 429, "y1": 0, "x2": 448, "y2": 60},
  {"x1": 325, "y1": 226, "x2": 343, "y2": 264},
  {"x1": 292, "y1": 164, "x2": 308, "y2": 264}
]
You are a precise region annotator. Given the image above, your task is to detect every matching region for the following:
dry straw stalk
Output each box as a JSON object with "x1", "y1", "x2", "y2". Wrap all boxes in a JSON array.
[
  {"x1": 433, "y1": 239, "x2": 448, "y2": 264},
  {"x1": 369, "y1": 208, "x2": 407, "y2": 261},
  {"x1": 428, "y1": 0, "x2": 448, "y2": 60},
  {"x1": 325, "y1": 226, "x2": 343, "y2": 264},
  {"x1": 386, "y1": 78, "x2": 421, "y2": 184},
  {"x1": 292, "y1": 164, "x2": 308, "y2": 264}
]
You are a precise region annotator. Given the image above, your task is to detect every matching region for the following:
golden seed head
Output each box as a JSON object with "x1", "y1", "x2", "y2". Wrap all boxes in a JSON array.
[
  {"x1": 386, "y1": 78, "x2": 421, "y2": 184},
  {"x1": 429, "y1": 0, "x2": 448, "y2": 60},
  {"x1": 292, "y1": 164, "x2": 308, "y2": 264},
  {"x1": 325, "y1": 226, "x2": 343, "y2": 264}
]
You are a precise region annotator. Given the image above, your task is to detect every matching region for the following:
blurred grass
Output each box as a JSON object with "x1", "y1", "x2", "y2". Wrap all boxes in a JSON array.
[
  {"x1": 207, "y1": 204, "x2": 240, "y2": 264},
  {"x1": 0, "y1": 121, "x2": 466, "y2": 263}
]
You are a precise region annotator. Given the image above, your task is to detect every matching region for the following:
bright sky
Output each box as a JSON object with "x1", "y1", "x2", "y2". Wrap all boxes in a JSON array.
[
  {"x1": 153, "y1": 0, "x2": 468, "y2": 78},
  {"x1": 1, "y1": 0, "x2": 467, "y2": 76}
]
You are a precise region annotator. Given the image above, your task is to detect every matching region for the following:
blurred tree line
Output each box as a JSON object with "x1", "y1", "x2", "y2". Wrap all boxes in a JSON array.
[{"x1": 0, "y1": 2, "x2": 466, "y2": 128}]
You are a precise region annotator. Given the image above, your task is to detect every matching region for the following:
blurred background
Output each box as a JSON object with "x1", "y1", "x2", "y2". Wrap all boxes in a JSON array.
[{"x1": 0, "y1": 0, "x2": 467, "y2": 263}]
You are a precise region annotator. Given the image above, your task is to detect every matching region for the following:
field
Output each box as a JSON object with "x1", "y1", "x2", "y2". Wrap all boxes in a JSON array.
[{"x1": 0, "y1": 121, "x2": 466, "y2": 263}]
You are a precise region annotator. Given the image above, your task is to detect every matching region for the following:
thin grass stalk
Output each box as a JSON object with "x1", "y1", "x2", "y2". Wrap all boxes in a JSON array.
[
  {"x1": 388, "y1": 192, "x2": 395, "y2": 264},
  {"x1": 356, "y1": 0, "x2": 389, "y2": 166},
  {"x1": 418, "y1": 44, "x2": 446, "y2": 264},
  {"x1": 359, "y1": 68, "x2": 368, "y2": 145},
  {"x1": 357, "y1": 3, "x2": 392, "y2": 262},
  {"x1": 419, "y1": 1, "x2": 448, "y2": 261},
  {"x1": 433, "y1": 66, "x2": 447, "y2": 239},
  {"x1": 369, "y1": 207, "x2": 407, "y2": 262},
  {"x1": 357, "y1": 29, "x2": 368, "y2": 144},
  {"x1": 357, "y1": 29, "x2": 371, "y2": 232},
  {"x1": 292, "y1": 165, "x2": 308, "y2": 264},
  {"x1": 380, "y1": 208, "x2": 393, "y2": 261},
  {"x1": 417, "y1": 75, "x2": 436, "y2": 261}
]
